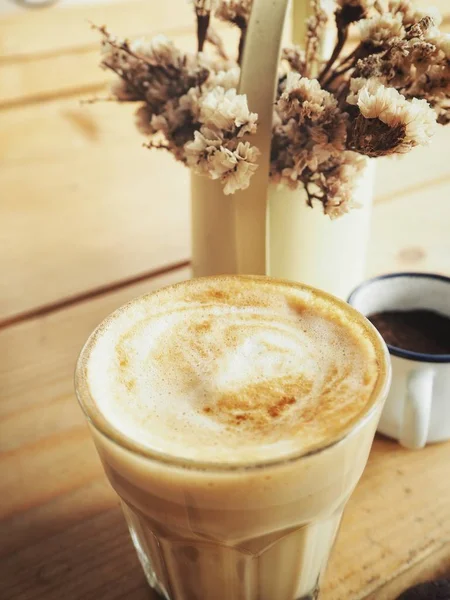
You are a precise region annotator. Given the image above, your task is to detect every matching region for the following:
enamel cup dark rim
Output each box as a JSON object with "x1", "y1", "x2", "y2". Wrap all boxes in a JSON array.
[{"x1": 348, "y1": 272, "x2": 450, "y2": 364}]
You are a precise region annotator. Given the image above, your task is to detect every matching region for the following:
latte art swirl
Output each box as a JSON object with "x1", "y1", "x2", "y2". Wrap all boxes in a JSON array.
[{"x1": 86, "y1": 277, "x2": 380, "y2": 463}]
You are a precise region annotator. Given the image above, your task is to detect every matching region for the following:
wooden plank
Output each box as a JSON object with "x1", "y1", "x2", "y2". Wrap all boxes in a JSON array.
[
  {"x1": 0, "y1": 110, "x2": 191, "y2": 320},
  {"x1": 0, "y1": 93, "x2": 149, "y2": 161},
  {"x1": 374, "y1": 126, "x2": 450, "y2": 203},
  {"x1": 0, "y1": 506, "x2": 153, "y2": 600},
  {"x1": 0, "y1": 0, "x2": 194, "y2": 60},
  {"x1": 368, "y1": 179, "x2": 450, "y2": 277},
  {"x1": 364, "y1": 542, "x2": 450, "y2": 599},
  {"x1": 0, "y1": 46, "x2": 110, "y2": 108},
  {"x1": 0, "y1": 270, "x2": 450, "y2": 599},
  {"x1": 323, "y1": 438, "x2": 450, "y2": 599}
]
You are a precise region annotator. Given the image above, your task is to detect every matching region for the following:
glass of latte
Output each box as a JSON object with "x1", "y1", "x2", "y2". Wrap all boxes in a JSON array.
[{"x1": 75, "y1": 276, "x2": 390, "y2": 600}]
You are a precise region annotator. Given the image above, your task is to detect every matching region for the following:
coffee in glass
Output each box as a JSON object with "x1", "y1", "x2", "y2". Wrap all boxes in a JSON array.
[{"x1": 75, "y1": 275, "x2": 390, "y2": 600}]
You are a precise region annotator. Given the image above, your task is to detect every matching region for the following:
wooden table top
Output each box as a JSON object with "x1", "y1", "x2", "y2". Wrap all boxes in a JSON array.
[{"x1": 1, "y1": 2, "x2": 450, "y2": 599}]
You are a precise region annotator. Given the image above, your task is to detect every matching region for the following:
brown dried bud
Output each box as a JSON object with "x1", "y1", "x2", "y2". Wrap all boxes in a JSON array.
[{"x1": 347, "y1": 115, "x2": 406, "y2": 156}]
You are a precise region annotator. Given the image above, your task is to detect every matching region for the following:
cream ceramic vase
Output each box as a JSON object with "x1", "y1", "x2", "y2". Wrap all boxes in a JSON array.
[{"x1": 190, "y1": 158, "x2": 375, "y2": 300}]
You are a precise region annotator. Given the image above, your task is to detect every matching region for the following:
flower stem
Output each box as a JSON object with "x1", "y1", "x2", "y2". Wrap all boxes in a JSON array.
[
  {"x1": 234, "y1": 16, "x2": 248, "y2": 65},
  {"x1": 318, "y1": 25, "x2": 348, "y2": 84},
  {"x1": 322, "y1": 55, "x2": 359, "y2": 89},
  {"x1": 196, "y1": 13, "x2": 210, "y2": 52}
]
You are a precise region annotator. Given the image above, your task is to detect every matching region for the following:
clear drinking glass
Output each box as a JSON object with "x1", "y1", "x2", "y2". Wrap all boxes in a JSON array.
[{"x1": 75, "y1": 278, "x2": 391, "y2": 600}]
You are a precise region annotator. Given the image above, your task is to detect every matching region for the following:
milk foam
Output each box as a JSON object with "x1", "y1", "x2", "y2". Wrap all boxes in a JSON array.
[{"x1": 85, "y1": 277, "x2": 380, "y2": 463}]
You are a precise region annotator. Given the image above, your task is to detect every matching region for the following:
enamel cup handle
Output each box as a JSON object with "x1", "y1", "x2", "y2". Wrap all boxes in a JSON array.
[{"x1": 399, "y1": 368, "x2": 434, "y2": 449}]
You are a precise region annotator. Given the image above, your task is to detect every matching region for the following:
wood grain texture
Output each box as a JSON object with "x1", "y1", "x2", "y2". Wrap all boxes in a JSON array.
[
  {"x1": 0, "y1": 0, "x2": 194, "y2": 60},
  {"x1": 365, "y1": 542, "x2": 450, "y2": 600},
  {"x1": 323, "y1": 440, "x2": 450, "y2": 599},
  {"x1": 368, "y1": 179, "x2": 450, "y2": 277},
  {"x1": 1, "y1": 265, "x2": 450, "y2": 600},
  {"x1": 0, "y1": 125, "x2": 191, "y2": 321}
]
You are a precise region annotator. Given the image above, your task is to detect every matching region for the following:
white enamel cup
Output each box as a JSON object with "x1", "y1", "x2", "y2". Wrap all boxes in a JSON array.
[{"x1": 348, "y1": 273, "x2": 450, "y2": 449}]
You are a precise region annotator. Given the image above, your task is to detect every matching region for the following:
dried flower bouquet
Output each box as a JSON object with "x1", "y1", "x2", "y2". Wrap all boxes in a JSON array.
[{"x1": 96, "y1": 0, "x2": 449, "y2": 217}]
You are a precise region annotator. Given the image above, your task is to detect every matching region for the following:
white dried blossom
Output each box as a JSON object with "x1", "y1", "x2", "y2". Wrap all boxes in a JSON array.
[
  {"x1": 359, "y1": 13, "x2": 405, "y2": 45},
  {"x1": 273, "y1": 72, "x2": 348, "y2": 190},
  {"x1": 185, "y1": 133, "x2": 259, "y2": 194},
  {"x1": 199, "y1": 87, "x2": 257, "y2": 134},
  {"x1": 130, "y1": 35, "x2": 180, "y2": 63},
  {"x1": 207, "y1": 67, "x2": 240, "y2": 90},
  {"x1": 220, "y1": 142, "x2": 260, "y2": 194},
  {"x1": 348, "y1": 77, "x2": 398, "y2": 116},
  {"x1": 346, "y1": 76, "x2": 367, "y2": 103},
  {"x1": 393, "y1": 97, "x2": 437, "y2": 145},
  {"x1": 347, "y1": 78, "x2": 437, "y2": 153},
  {"x1": 285, "y1": 71, "x2": 320, "y2": 97},
  {"x1": 280, "y1": 72, "x2": 338, "y2": 120},
  {"x1": 280, "y1": 147, "x2": 330, "y2": 182},
  {"x1": 185, "y1": 128, "x2": 223, "y2": 169}
]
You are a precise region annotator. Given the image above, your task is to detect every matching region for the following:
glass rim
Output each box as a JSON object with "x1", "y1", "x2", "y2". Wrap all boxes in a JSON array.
[{"x1": 75, "y1": 275, "x2": 392, "y2": 473}]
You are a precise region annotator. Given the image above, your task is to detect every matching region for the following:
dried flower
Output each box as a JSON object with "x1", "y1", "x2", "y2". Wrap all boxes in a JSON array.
[
  {"x1": 207, "y1": 66, "x2": 241, "y2": 90},
  {"x1": 336, "y1": 0, "x2": 374, "y2": 25},
  {"x1": 347, "y1": 78, "x2": 437, "y2": 155},
  {"x1": 272, "y1": 73, "x2": 347, "y2": 192},
  {"x1": 215, "y1": 0, "x2": 252, "y2": 24},
  {"x1": 199, "y1": 87, "x2": 257, "y2": 135},
  {"x1": 215, "y1": 141, "x2": 260, "y2": 194},
  {"x1": 359, "y1": 13, "x2": 405, "y2": 47},
  {"x1": 303, "y1": 0, "x2": 329, "y2": 77},
  {"x1": 185, "y1": 127, "x2": 223, "y2": 174},
  {"x1": 99, "y1": 28, "x2": 209, "y2": 113},
  {"x1": 185, "y1": 132, "x2": 259, "y2": 194},
  {"x1": 321, "y1": 153, "x2": 367, "y2": 217},
  {"x1": 93, "y1": 0, "x2": 449, "y2": 215},
  {"x1": 279, "y1": 72, "x2": 340, "y2": 121},
  {"x1": 282, "y1": 46, "x2": 307, "y2": 77}
]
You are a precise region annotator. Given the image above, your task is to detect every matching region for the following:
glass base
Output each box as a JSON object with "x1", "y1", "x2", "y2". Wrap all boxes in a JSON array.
[
  {"x1": 122, "y1": 501, "x2": 328, "y2": 600},
  {"x1": 150, "y1": 589, "x2": 320, "y2": 600}
]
